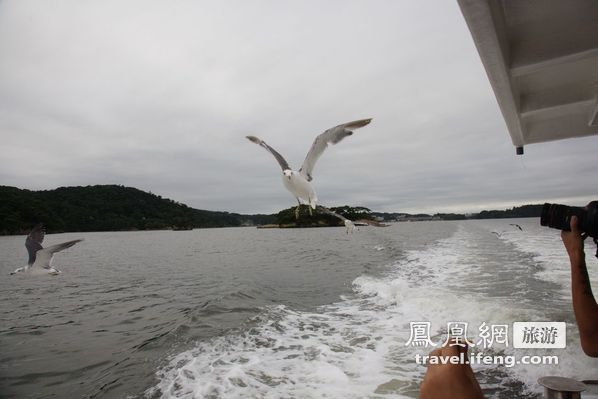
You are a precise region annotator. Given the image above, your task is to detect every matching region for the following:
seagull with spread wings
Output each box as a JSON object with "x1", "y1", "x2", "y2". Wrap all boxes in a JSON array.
[
  {"x1": 246, "y1": 118, "x2": 372, "y2": 218},
  {"x1": 11, "y1": 224, "x2": 83, "y2": 275}
]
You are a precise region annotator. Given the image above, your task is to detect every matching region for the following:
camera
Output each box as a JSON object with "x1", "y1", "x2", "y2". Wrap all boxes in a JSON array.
[{"x1": 540, "y1": 201, "x2": 598, "y2": 239}]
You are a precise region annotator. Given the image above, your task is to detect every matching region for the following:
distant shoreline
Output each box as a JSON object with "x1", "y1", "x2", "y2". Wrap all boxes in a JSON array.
[
  {"x1": 0, "y1": 184, "x2": 543, "y2": 236},
  {"x1": 0, "y1": 216, "x2": 541, "y2": 236}
]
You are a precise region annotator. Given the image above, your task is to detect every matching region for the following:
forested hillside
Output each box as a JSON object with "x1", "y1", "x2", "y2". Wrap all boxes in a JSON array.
[{"x1": 0, "y1": 185, "x2": 274, "y2": 234}]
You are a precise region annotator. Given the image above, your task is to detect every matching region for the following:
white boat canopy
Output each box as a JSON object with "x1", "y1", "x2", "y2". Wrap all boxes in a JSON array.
[{"x1": 457, "y1": 0, "x2": 598, "y2": 154}]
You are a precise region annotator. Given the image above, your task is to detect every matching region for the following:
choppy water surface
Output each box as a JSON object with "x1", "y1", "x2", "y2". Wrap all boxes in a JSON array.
[{"x1": 1, "y1": 220, "x2": 597, "y2": 398}]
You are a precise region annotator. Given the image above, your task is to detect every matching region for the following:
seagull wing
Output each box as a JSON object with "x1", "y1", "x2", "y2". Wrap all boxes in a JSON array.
[
  {"x1": 510, "y1": 224, "x2": 523, "y2": 231},
  {"x1": 316, "y1": 205, "x2": 348, "y2": 222},
  {"x1": 246, "y1": 136, "x2": 291, "y2": 171},
  {"x1": 27, "y1": 223, "x2": 45, "y2": 244},
  {"x1": 31, "y1": 239, "x2": 83, "y2": 269},
  {"x1": 317, "y1": 205, "x2": 357, "y2": 233},
  {"x1": 299, "y1": 118, "x2": 371, "y2": 182},
  {"x1": 25, "y1": 224, "x2": 45, "y2": 265}
]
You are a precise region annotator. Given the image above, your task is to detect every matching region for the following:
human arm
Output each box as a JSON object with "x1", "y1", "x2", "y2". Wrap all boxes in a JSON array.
[
  {"x1": 562, "y1": 216, "x2": 598, "y2": 357},
  {"x1": 419, "y1": 344, "x2": 485, "y2": 399}
]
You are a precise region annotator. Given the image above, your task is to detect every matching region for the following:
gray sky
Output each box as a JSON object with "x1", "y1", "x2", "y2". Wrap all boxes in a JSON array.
[{"x1": 1, "y1": 0, "x2": 596, "y2": 214}]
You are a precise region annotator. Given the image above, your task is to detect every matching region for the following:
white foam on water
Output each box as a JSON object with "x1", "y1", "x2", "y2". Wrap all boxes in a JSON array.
[
  {"x1": 478, "y1": 219, "x2": 598, "y2": 390},
  {"x1": 148, "y1": 302, "x2": 412, "y2": 398},
  {"x1": 148, "y1": 222, "x2": 598, "y2": 398},
  {"x1": 481, "y1": 219, "x2": 573, "y2": 298}
]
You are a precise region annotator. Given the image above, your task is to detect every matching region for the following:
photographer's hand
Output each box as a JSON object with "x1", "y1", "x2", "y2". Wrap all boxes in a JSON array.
[
  {"x1": 563, "y1": 216, "x2": 598, "y2": 357},
  {"x1": 561, "y1": 216, "x2": 584, "y2": 260},
  {"x1": 419, "y1": 343, "x2": 485, "y2": 399}
]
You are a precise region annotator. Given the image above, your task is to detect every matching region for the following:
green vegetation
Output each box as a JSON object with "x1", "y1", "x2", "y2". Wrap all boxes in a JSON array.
[
  {"x1": 473, "y1": 204, "x2": 543, "y2": 219},
  {"x1": 275, "y1": 205, "x2": 372, "y2": 227},
  {"x1": 275, "y1": 206, "x2": 338, "y2": 227},
  {"x1": 329, "y1": 206, "x2": 372, "y2": 220},
  {"x1": 0, "y1": 185, "x2": 275, "y2": 235},
  {"x1": 433, "y1": 213, "x2": 468, "y2": 221},
  {"x1": 372, "y1": 204, "x2": 543, "y2": 222},
  {"x1": 0, "y1": 184, "x2": 545, "y2": 235}
]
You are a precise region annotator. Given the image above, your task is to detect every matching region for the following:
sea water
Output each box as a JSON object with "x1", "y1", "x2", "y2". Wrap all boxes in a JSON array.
[{"x1": 1, "y1": 219, "x2": 596, "y2": 398}]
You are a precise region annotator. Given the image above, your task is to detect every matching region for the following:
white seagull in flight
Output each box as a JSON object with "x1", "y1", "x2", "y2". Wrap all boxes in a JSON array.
[
  {"x1": 247, "y1": 118, "x2": 372, "y2": 218},
  {"x1": 316, "y1": 205, "x2": 358, "y2": 234},
  {"x1": 11, "y1": 224, "x2": 83, "y2": 275}
]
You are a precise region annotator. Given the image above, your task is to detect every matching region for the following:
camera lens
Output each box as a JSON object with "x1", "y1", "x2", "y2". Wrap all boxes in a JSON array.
[{"x1": 541, "y1": 203, "x2": 575, "y2": 231}]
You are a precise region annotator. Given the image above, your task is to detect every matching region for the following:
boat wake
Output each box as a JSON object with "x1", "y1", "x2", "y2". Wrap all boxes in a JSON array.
[{"x1": 147, "y1": 223, "x2": 595, "y2": 398}]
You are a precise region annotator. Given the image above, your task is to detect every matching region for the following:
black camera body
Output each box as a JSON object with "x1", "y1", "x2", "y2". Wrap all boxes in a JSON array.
[{"x1": 541, "y1": 201, "x2": 598, "y2": 239}]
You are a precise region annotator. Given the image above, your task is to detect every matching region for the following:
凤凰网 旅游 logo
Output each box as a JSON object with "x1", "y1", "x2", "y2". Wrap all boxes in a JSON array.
[{"x1": 405, "y1": 321, "x2": 566, "y2": 349}]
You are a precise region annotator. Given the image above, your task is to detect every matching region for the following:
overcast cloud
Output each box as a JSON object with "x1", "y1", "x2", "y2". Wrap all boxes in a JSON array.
[{"x1": 0, "y1": 0, "x2": 596, "y2": 214}]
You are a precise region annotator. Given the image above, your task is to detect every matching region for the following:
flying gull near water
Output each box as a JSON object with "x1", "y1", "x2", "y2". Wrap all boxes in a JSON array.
[
  {"x1": 247, "y1": 118, "x2": 372, "y2": 218},
  {"x1": 316, "y1": 205, "x2": 358, "y2": 234},
  {"x1": 11, "y1": 224, "x2": 83, "y2": 275}
]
